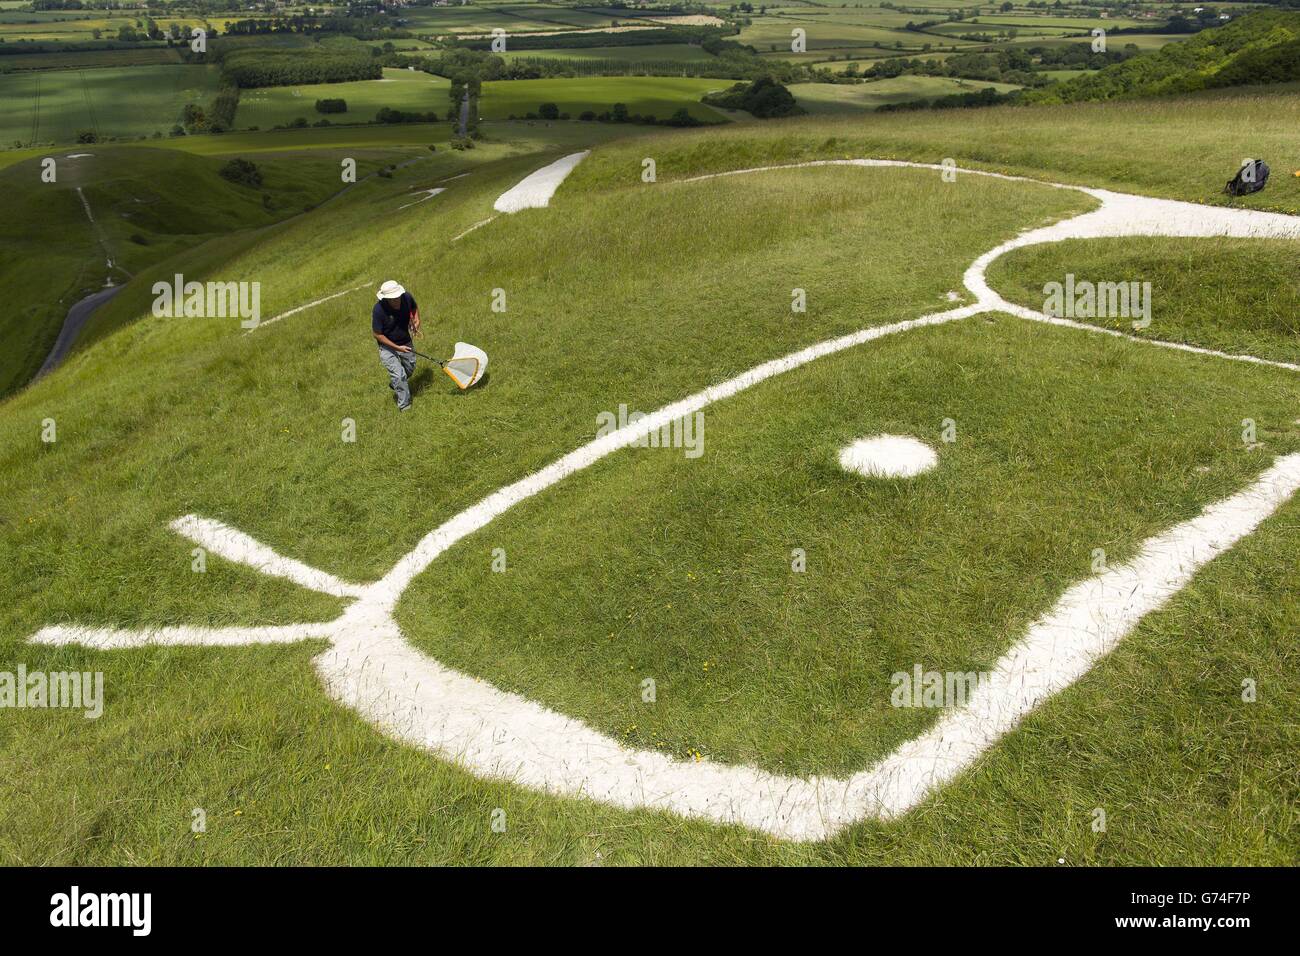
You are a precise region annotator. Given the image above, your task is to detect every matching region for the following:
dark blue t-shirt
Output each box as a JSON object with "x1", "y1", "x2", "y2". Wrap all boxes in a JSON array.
[{"x1": 372, "y1": 292, "x2": 418, "y2": 346}]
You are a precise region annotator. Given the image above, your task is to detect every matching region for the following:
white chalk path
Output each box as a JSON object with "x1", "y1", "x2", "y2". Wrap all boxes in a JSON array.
[
  {"x1": 27, "y1": 160, "x2": 1300, "y2": 841},
  {"x1": 452, "y1": 150, "x2": 589, "y2": 241},
  {"x1": 493, "y1": 151, "x2": 590, "y2": 213},
  {"x1": 451, "y1": 217, "x2": 495, "y2": 242},
  {"x1": 249, "y1": 281, "x2": 372, "y2": 335},
  {"x1": 398, "y1": 187, "x2": 445, "y2": 211}
]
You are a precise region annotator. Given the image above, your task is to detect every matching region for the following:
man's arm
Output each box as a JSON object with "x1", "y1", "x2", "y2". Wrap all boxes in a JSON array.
[
  {"x1": 373, "y1": 331, "x2": 411, "y2": 352},
  {"x1": 409, "y1": 296, "x2": 421, "y2": 338}
]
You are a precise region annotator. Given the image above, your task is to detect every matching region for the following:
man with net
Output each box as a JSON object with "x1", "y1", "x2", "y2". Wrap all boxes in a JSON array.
[{"x1": 372, "y1": 279, "x2": 422, "y2": 412}]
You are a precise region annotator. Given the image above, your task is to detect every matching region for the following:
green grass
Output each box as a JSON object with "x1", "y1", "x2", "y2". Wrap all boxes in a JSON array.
[
  {"x1": 561, "y1": 86, "x2": 1300, "y2": 214},
  {"x1": 73, "y1": 122, "x2": 635, "y2": 350},
  {"x1": 791, "y1": 76, "x2": 1022, "y2": 113},
  {"x1": 480, "y1": 75, "x2": 734, "y2": 121},
  {"x1": 0, "y1": 64, "x2": 221, "y2": 147},
  {"x1": 0, "y1": 146, "x2": 383, "y2": 397},
  {"x1": 234, "y1": 68, "x2": 452, "y2": 131},
  {"x1": 989, "y1": 237, "x2": 1300, "y2": 365},
  {"x1": 146, "y1": 117, "x2": 627, "y2": 158},
  {"x1": 1, "y1": 90, "x2": 1298, "y2": 864},
  {"x1": 0, "y1": 47, "x2": 185, "y2": 71}
]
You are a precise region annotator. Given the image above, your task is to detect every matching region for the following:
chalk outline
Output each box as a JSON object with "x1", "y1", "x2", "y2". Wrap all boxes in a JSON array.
[{"x1": 27, "y1": 158, "x2": 1300, "y2": 841}]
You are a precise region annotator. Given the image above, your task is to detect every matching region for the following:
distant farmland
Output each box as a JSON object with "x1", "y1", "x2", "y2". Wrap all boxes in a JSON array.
[
  {"x1": 479, "y1": 76, "x2": 732, "y2": 121},
  {"x1": 0, "y1": 64, "x2": 220, "y2": 146},
  {"x1": 234, "y1": 69, "x2": 452, "y2": 130},
  {"x1": 791, "y1": 76, "x2": 1024, "y2": 113}
]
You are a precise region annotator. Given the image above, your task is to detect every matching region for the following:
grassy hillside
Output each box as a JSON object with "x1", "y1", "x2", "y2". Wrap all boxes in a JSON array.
[
  {"x1": 989, "y1": 237, "x2": 1300, "y2": 364},
  {"x1": 0, "y1": 147, "x2": 385, "y2": 397},
  {"x1": 1030, "y1": 10, "x2": 1300, "y2": 103},
  {"x1": 564, "y1": 86, "x2": 1300, "y2": 214},
  {"x1": 1, "y1": 90, "x2": 1297, "y2": 864}
]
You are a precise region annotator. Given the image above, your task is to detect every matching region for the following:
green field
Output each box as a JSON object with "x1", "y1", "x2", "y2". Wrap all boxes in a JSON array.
[
  {"x1": 480, "y1": 76, "x2": 734, "y2": 121},
  {"x1": 1008, "y1": 32, "x2": 1182, "y2": 52},
  {"x1": 235, "y1": 68, "x2": 452, "y2": 130},
  {"x1": 791, "y1": 76, "x2": 1023, "y2": 112},
  {"x1": 0, "y1": 11, "x2": 275, "y2": 42},
  {"x1": 0, "y1": 64, "x2": 220, "y2": 146},
  {"x1": 0, "y1": 47, "x2": 186, "y2": 72},
  {"x1": 500, "y1": 43, "x2": 718, "y2": 63},
  {"x1": 737, "y1": 17, "x2": 962, "y2": 52},
  {"x1": 399, "y1": 3, "x2": 623, "y2": 35},
  {"x1": 68, "y1": 70, "x2": 735, "y2": 140}
]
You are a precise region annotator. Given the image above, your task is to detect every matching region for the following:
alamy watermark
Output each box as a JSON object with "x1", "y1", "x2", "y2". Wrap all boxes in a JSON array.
[
  {"x1": 596, "y1": 404, "x2": 704, "y2": 459},
  {"x1": 1043, "y1": 274, "x2": 1152, "y2": 329},
  {"x1": 152, "y1": 274, "x2": 261, "y2": 329},
  {"x1": 1, "y1": 665, "x2": 103, "y2": 718},
  {"x1": 891, "y1": 665, "x2": 990, "y2": 708},
  {"x1": 50, "y1": 886, "x2": 150, "y2": 936}
]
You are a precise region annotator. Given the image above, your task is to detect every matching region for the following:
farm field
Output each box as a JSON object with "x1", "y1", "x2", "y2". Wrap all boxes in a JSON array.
[
  {"x1": 0, "y1": 63, "x2": 220, "y2": 147},
  {"x1": 399, "y1": 3, "x2": 623, "y2": 35},
  {"x1": 235, "y1": 68, "x2": 452, "y2": 130},
  {"x1": 791, "y1": 76, "x2": 1023, "y2": 112},
  {"x1": 0, "y1": 12, "x2": 227, "y2": 40},
  {"x1": 1007, "y1": 31, "x2": 1182, "y2": 51},
  {"x1": 737, "y1": 17, "x2": 976, "y2": 52},
  {"x1": 479, "y1": 75, "x2": 734, "y2": 121},
  {"x1": 499, "y1": 42, "x2": 719, "y2": 63},
  {"x1": 0, "y1": 46, "x2": 186, "y2": 72}
]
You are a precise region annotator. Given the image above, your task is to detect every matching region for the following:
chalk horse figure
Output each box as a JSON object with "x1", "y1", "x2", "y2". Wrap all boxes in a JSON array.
[{"x1": 26, "y1": 159, "x2": 1300, "y2": 842}]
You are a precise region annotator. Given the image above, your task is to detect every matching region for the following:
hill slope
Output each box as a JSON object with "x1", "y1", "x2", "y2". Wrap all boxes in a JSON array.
[
  {"x1": 1029, "y1": 10, "x2": 1300, "y2": 103},
  {"x1": 0, "y1": 147, "x2": 380, "y2": 398},
  {"x1": 1, "y1": 95, "x2": 1297, "y2": 864}
]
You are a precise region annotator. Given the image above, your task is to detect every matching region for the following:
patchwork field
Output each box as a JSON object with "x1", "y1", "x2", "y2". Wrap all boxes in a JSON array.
[
  {"x1": 0, "y1": 47, "x2": 186, "y2": 72},
  {"x1": 235, "y1": 68, "x2": 452, "y2": 130},
  {"x1": 499, "y1": 42, "x2": 719, "y2": 63},
  {"x1": 399, "y1": 3, "x2": 623, "y2": 35},
  {"x1": 2, "y1": 87, "x2": 1298, "y2": 863},
  {"x1": 792, "y1": 76, "x2": 1023, "y2": 112},
  {"x1": 0, "y1": 64, "x2": 220, "y2": 146},
  {"x1": 479, "y1": 75, "x2": 734, "y2": 121}
]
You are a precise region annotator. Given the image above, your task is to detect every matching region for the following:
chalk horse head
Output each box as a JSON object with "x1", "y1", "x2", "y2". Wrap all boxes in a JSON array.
[{"x1": 26, "y1": 158, "x2": 1300, "y2": 842}]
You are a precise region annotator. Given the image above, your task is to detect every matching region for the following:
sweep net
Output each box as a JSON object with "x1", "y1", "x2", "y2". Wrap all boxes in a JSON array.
[{"x1": 443, "y1": 341, "x2": 488, "y2": 389}]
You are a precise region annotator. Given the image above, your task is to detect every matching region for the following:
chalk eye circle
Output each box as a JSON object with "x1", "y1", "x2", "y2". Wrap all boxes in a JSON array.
[{"x1": 839, "y1": 434, "x2": 938, "y2": 479}]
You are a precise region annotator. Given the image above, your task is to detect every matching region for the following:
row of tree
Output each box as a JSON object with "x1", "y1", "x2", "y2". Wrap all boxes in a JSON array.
[{"x1": 218, "y1": 48, "x2": 382, "y2": 88}]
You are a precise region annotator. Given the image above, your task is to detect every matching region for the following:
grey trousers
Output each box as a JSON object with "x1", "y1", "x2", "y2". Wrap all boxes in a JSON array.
[{"x1": 378, "y1": 345, "x2": 417, "y2": 409}]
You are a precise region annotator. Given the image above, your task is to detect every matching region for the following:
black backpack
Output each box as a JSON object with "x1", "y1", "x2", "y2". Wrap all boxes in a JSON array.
[{"x1": 1225, "y1": 159, "x2": 1270, "y2": 196}]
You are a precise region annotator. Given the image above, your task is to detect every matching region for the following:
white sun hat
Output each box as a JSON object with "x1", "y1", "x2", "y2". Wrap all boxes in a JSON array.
[{"x1": 376, "y1": 280, "x2": 406, "y2": 300}]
